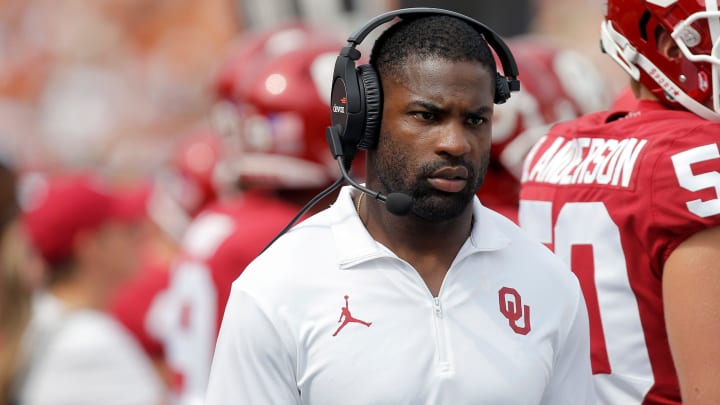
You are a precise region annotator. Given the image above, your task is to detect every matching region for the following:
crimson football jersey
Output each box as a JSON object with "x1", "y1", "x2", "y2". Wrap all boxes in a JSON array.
[
  {"x1": 161, "y1": 190, "x2": 304, "y2": 403},
  {"x1": 518, "y1": 100, "x2": 720, "y2": 404}
]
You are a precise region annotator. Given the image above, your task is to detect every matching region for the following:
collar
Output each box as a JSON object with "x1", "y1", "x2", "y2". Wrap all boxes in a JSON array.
[{"x1": 331, "y1": 186, "x2": 511, "y2": 269}]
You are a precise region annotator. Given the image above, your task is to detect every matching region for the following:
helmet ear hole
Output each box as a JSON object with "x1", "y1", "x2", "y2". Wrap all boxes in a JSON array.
[
  {"x1": 357, "y1": 64, "x2": 382, "y2": 150},
  {"x1": 659, "y1": 32, "x2": 682, "y2": 59}
]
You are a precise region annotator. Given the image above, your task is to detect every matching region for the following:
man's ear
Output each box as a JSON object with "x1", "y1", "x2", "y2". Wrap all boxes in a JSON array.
[{"x1": 657, "y1": 29, "x2": 682, "y2": 60}]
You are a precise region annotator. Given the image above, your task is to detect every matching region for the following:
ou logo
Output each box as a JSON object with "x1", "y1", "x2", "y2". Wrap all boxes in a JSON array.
[{"x1": 498, "y1": 287, "x2": 531, "y2": 335}]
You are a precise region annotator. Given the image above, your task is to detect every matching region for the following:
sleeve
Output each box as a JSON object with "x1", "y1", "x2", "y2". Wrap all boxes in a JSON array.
[
  {"x1": 539, "y1": 285, "x2": 597, "y2": 404},
  {"x1": 648, "y1": 129, "x2": 720, "y2": 272},
  {"x1": 205, "y1": 284, "x2": 301, "y2": 405}
]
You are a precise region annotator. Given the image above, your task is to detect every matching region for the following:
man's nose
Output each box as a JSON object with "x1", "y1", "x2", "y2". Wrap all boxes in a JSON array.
[{"x1": 436, "y1": 121, "x2": 471, "y2": 156}]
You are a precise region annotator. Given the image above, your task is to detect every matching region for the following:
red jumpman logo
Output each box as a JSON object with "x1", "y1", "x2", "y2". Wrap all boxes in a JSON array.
[{"x1": 332, "y1": 295, "x2": 372, "y2": 336}]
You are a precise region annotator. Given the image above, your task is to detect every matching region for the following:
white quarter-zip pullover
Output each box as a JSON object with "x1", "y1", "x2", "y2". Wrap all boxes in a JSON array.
[{"x1": 206, "y1": 186, "x2": 595, "y2": 404}]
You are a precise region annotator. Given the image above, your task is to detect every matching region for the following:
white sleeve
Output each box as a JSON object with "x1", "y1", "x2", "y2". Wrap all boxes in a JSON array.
[
  {"x1": 205, "y1": 284, "x2": 301, "y2": 404},
  {"x1": 540, "y1": 286, "x2": 597, "y2": 404},
  {"x1": 21, "y1": 316, "x2": 165, "y2": 405}
]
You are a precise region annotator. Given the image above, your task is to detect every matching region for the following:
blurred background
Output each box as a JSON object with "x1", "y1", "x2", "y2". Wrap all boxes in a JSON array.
[{"x1": 0, "y1": 0, "x2": 625, "y2": 182}]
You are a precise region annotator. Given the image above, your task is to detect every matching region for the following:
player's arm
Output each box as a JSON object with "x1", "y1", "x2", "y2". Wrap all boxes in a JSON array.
[
  {"x1": 663, "y1": 225, "x2": 720, "y2": 404},
  {"x1": 205, "y1": 283, "x2": 300, "y2": 404}
]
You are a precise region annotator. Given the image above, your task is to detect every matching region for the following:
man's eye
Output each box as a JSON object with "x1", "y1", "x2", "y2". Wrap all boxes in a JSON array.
[
  {"x1": 467, "y1": 116, "x2": 486, "y2": 127},
  {"x1": 414, "y1": 111, "x2": 436, "y2": 121}
]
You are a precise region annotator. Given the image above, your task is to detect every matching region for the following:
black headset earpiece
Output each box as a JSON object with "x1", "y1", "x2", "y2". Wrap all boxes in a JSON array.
[
  {"x1": 327, "y1": 7, "x2": 521, "y2": 161},
  {"x1": 355, "y1": 64, "x2": 382, "y2": 150},
  {"x1": 494, "y1": 71, "x2": 512, "y2": 104}
]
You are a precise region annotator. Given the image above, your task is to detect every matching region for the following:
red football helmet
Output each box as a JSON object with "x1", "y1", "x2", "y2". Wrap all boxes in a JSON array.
[
  {"x1": 211, "y1": 23, "x2": 346, "y2": 190},
  {"x1": 214, "y1": 22, "x2": 341, "y2": 103},
  {"x1": 601, "y1": 0, "x2": 720, "y2": 120},
  {"x1": 481, "y1": 35, "x2": 612, "y2": 221}
]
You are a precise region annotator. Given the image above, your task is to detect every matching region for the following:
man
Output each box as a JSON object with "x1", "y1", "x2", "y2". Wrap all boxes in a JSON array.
[
  {"x1": 205, "y1": 10, "x2": 595, "y2": 403},
  {"x1": 16, "y1": 172, "x2": 166, "y2": 405},
  {"x1": 518, "y1": 0, "x2": 720, "y2": 403}
]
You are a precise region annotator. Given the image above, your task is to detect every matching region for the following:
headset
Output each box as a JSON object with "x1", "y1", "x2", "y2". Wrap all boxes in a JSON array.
[
  {"x1": 326, "y1": 7, "x2": 521, "y2": 163},
  {"x1": 263, "y1": 8, "x2": 520, "y2": 254}
]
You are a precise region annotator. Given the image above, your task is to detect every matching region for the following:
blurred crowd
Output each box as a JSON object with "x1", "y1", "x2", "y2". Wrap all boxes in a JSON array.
[
  {"x1": 0, "y1": 0, "x2": 624, "y2": 404},
  {"x1": 0, "y1": 0, "x2": 239, "y2": 177}
]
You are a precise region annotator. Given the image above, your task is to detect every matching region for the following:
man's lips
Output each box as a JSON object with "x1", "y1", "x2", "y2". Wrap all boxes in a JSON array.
[{"x1": 427, "y1": 166, "x2": 469, "y2": 193}]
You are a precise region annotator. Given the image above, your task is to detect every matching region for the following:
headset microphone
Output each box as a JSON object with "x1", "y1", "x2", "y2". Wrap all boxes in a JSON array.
[
  {"x1": 327, "y1": 125, "x2": 414, "y2": 216},
  {"x1": 337, "y1": 155, "x2": 413, "y2": 216}
]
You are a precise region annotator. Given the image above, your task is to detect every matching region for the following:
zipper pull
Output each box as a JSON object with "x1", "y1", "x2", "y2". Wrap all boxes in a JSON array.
[{"x1": 433, "y1": 297, "x2": 442, "y2": 318}]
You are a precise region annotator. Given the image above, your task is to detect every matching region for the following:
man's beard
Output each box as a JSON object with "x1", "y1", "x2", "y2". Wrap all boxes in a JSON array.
[{"x1": 374, "y1": 133, "x2": 489, "y2": 222}]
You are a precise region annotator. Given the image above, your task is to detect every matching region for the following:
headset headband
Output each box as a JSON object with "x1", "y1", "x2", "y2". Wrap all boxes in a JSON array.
[{"x1": 344, "y1": 7, "x2": 520, "y2": 90}]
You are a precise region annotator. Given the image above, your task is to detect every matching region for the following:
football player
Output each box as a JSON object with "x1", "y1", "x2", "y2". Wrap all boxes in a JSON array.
[
  {"x1": 108, "y1": 128, "x2": 225, "y2": 389},
  {"x1": 518, "y1": 1, "x2": 720, "y2": 403}
]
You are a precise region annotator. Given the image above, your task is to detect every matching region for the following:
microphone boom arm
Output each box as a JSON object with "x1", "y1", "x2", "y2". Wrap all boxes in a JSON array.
[{"x1": 336, "y1": 155, "x2": 386, "y2": 203}]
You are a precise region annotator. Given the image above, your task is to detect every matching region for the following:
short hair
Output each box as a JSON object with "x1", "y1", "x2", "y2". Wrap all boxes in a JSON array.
[{"x1": 369, "y1": 15, "x2": 497, "y2": 83}]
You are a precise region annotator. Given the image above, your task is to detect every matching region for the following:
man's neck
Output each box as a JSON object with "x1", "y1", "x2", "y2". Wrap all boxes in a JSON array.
[
  {"x1": 362, "y1": 196, "x2": 473, "y2": 296},
  {"x1": 633, "y1": 80, "x2": 658, "y2": 101}
]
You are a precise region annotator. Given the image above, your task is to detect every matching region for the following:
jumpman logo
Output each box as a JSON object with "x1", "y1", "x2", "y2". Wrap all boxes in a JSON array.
[{"x1": 332, "y1": 295, "x2": 372, "y2": 337}]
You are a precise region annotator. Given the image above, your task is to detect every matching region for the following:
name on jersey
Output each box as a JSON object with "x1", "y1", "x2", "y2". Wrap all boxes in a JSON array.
[{"x1": 521, "y1": 136, "x2": 647, "y2": 187}]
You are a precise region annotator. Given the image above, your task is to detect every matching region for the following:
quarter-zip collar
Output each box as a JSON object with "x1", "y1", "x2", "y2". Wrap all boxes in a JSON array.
[{"x1": 331, "y1": 186, "x2": 511, "y2": 269}]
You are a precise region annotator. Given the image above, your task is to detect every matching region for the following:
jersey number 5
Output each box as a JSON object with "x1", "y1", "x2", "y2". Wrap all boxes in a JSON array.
[{"x1": 670, "y1": 143, "x2": 720, "y2": 218}]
